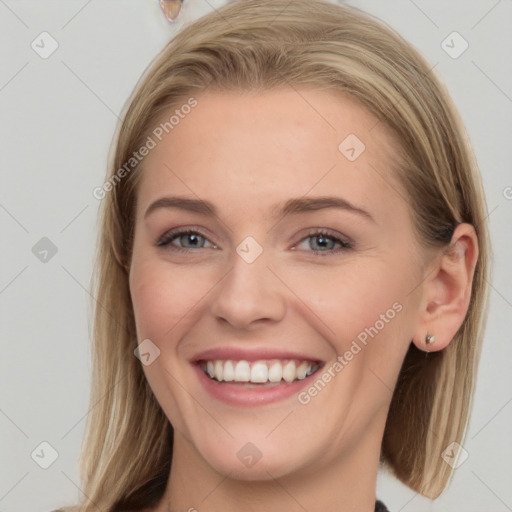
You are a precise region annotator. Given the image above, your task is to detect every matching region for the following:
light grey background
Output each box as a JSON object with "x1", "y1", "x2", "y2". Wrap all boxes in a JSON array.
[{"x1": 1, "y1": 1, "x2": 511, "y2": 511}]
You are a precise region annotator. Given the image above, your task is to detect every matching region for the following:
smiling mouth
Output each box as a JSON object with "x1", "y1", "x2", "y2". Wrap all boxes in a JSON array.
[{"x1": 198, "y1": 359, "x2": 322, "y2": 386}]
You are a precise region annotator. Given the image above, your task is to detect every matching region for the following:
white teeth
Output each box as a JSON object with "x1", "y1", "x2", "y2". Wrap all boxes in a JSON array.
[
  {"x1": 268, "y1": 361, "x2": 283, "y2": 382},
  {"x1": 206, "y1": 361, "x2": 215, "y2": 379},
  {"x1": 234, "y1": 360, "x2": 251, "y2": 382},
  {"x1": 223, "y1": 360, "x2": 235, "y2": 382},
  {"x1": 200, "y1": 359, "x2": 319, "y2": 384},
  {"x1": 282, "y1": 361, "x2": 296, "y2": 383},
  {"x1": 296, "y1": 361, "x2": 309, "y2": 380},
  {"x1": 214, "y1": 360, "x2": 224, "y2": 381},
  {"x1": 250, "y1": 362, "x2": 268, "y2": 383}
]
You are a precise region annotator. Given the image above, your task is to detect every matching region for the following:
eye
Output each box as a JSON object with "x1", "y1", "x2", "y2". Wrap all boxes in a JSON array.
[
  {"x1": 156, "y1": 227, "x2": 353, "y2": 256},
  {"x1": 156, "y1": 228, "x2": 217, "y2": 253},
  {"x1": 294, "y1": 229, "x2": 353, "y2": 255}
]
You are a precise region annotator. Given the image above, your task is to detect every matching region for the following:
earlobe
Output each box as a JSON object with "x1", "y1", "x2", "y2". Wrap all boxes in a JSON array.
[{"x1": 412, "y1": 223, "x2": 479, "y2": 353}]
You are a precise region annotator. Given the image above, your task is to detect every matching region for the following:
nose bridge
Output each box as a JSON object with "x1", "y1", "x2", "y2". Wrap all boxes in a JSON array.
[{"x1": 210, "y1": 236, "x2": 286, "y2": 328}]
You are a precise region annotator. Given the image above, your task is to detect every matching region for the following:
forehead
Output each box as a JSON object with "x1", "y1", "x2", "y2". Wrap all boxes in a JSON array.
[{"x1": 135, "y1": 87, "x2": 406, "y2": 222}]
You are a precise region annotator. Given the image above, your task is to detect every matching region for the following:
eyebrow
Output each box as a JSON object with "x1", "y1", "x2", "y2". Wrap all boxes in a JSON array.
[{"x1": 144, "y1": 195, "x2": 375, "y2": 223}]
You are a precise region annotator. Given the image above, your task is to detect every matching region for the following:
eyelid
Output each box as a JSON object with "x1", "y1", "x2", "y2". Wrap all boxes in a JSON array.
[
  {"x1": 292, "y1": 227, "x2": 353, "y2": 249},
  {"x1": 156, "y1": 226, "x2": 353, "y2": 254},
  {"x1": 156, "y1": 226, "x2": 216, "y2": 248}
]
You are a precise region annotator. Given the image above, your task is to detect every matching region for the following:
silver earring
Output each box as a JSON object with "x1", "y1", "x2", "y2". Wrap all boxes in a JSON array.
[{"x1": 425, "y1": 333, "x2": 436, "y2": 345}]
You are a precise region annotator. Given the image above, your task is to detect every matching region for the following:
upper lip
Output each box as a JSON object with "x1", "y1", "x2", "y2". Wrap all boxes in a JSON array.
[{"x1": 190, "y1": 347, "x2": 324, "y2": 364}]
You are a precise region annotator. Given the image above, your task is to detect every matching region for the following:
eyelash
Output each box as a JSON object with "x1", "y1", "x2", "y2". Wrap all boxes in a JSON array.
[{"x1": 156, "y1": 227, "x2": 353, "y2": 256}]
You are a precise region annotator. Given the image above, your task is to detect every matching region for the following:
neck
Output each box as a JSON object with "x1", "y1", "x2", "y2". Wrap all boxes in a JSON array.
[{"x1": 160, "y1": 421, "x2": 384, "y2": 512}]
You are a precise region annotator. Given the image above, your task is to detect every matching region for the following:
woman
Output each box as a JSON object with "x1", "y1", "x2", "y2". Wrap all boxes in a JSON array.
[{"x1": 56, "y1": 0, "x2": 491, "y2": 510}]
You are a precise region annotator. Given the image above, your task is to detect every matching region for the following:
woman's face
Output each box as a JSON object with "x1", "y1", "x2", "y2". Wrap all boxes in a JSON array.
[{"x1": 129, "y1": 87, "x2": 429, "y2": 480}]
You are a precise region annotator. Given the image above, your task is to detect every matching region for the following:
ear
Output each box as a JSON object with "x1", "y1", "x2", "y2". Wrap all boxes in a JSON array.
[
  {"x1": 412, "y1": 223, "x2": 479, "y2": 353},
  {"x1": 112, "y1": 241, "x2": 130, "y2": 274}
]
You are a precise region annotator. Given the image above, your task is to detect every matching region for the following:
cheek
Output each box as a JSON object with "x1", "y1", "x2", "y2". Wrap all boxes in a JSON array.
[
  {"x1": 284, "y1": 259, "x2": 416, "y2": 385},
  {"x1": 285, "y1": 260, "x2": 405, "y2": 336},
  {"x1": 129, "y1": 258, "x2": 208, "y2": 340}
]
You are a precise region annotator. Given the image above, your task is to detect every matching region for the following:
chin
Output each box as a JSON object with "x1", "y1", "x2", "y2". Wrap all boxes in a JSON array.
[{"x1": 195, "y1": 435, "x2": 308, "y2": 481}]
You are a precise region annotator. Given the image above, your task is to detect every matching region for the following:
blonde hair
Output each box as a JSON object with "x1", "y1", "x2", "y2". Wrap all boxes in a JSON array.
[{"x1": 59, "y1": 0, "x2": 491, "y2": 509}]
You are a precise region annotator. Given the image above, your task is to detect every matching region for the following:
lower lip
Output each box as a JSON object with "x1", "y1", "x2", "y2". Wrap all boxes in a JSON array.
[{"x1": 193, "y1": 363, "x2": 322, "y2": 407}]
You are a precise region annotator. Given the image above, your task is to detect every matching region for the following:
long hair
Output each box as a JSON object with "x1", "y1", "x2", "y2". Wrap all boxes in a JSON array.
[{"x1": 58, "y1": 0, "x2": 491, "y2": 509}]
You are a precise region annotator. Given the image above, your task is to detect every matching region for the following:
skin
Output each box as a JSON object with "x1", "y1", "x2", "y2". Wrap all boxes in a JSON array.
[{"x1": 128, "y1": 87, "x2": 478, "y2": 512}]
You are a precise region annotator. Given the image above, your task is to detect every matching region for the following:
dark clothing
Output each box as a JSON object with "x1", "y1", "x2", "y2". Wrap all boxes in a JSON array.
[
  {"x1": 53, "y1": 499, "x2": 390, "y2": 511},
  {"x1": 376, "y1": 499, "x2": 390, "y2": 511}
]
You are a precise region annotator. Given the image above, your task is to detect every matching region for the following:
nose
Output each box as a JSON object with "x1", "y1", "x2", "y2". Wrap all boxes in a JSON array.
[{"x1": 209, "y1": 247, "x2": 287, "y2": 330}]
